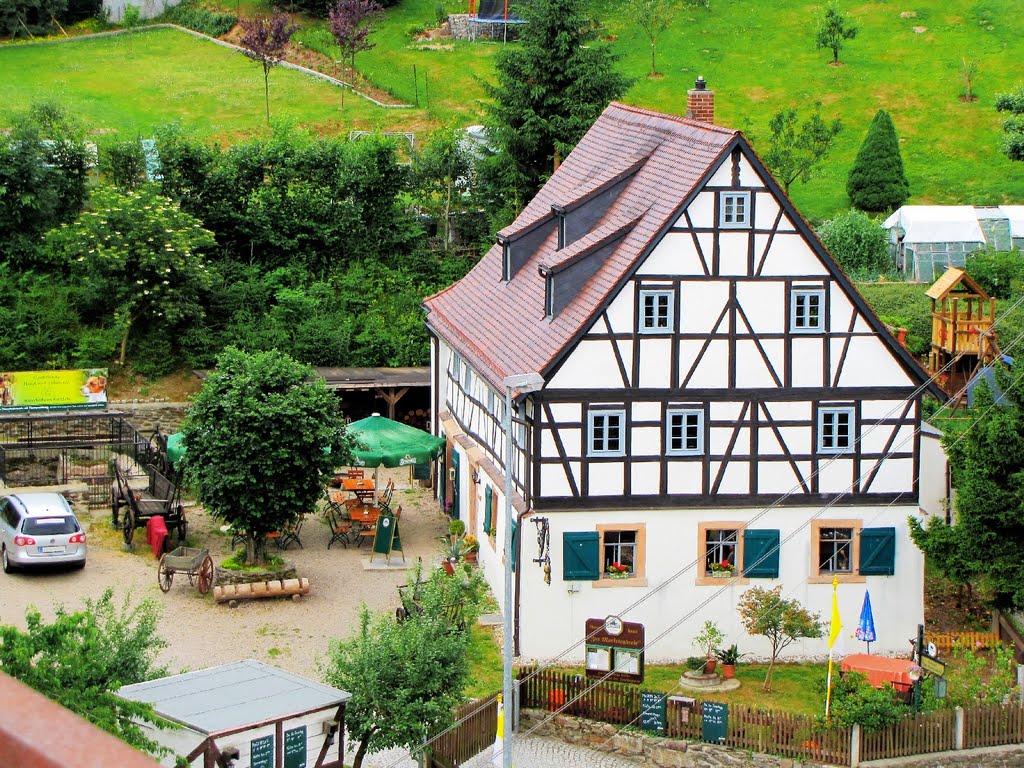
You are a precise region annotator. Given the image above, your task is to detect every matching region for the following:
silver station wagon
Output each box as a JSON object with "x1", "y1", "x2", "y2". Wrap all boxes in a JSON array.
[{"x1": 0, "y1": 492, "x2": 87, "y2": 573}]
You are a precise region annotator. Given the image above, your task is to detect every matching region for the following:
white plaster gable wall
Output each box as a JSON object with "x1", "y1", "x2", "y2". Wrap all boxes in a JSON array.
[{"x1": 515, "y1": 504, "x2": 924, "y2": 662}]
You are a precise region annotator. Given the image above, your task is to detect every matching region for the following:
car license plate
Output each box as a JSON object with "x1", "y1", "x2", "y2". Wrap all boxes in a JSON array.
[{"x1": 39, "y1": 545, "x2": 65, "y2": 554}]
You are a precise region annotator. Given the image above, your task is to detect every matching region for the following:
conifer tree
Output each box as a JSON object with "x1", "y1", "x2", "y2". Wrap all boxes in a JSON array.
[
  {"x1": 483, "y1": 0, "x2": 633, "y2": 204},
  {"x1": 846, "y1": 109, "x2": 910, "y2": 213}
]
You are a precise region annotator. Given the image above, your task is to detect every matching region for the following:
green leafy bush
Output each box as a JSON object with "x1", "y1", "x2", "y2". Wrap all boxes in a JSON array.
[
  {"x1": 966, "y1": 248, "x2": 1024, "y2": 299},
  {"x1": 818, "y1": 209, "x2": 890, "y2": 275},
  {"x1": 857, "y1": 282, "x2": 932, "y2": 358},
  {"x1": 162, "y1": 1, "x2": 236, "y2": 37},
  {"x1": 824, "y1": 671, "x2": 910, "y2": 731}
]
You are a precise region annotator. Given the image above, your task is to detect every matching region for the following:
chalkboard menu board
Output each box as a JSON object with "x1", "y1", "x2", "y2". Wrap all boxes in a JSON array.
[
  {"x1": 284, "y1": 726, "x2": 307, "y2": 768},
  {"x1": 701, "y1": 701, "x2": 728, "y2": 744},
  {"x1": 639, "y1": 691, "x2": 666, "y2": 734},
  {"x1": 250, "y1": 734, "x2": 274, "y2": 768},
  {"x1": 413, "y1": 463, "x2": 430, "y2": 480},
  {"x1": 372, "y1": 512, "x2": 396, "y2": 556}
]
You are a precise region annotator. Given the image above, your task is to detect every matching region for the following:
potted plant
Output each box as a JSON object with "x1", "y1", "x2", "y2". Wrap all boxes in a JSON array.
[
  {"x1": 606, "y1": 562, "x2": 631, "y2": 579},
  {"x1": 715, "y1": 643, "x2": 743, "y2": 680},
  {"x1": 708, "y1": 559, "x2": 735, "y2": 578},
  {"x1": 694, "y1": 620, "x2": 725, "y2": 675},
  {"x1": 439, "y1": 535, "x2": 467, "y2": 575},
  {"x1": 449, "y1": 518, "x2": 466, "y2": 537},
  {"x1": 463, "y1": 533, "x2": 479, "y2": 564}
]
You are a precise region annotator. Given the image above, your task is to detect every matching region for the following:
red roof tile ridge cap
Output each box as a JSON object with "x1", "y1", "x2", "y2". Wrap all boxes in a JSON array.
[
  {"x1": 497, "y1": 209, "x2": 555, "y2": 242},
  {"x1": 608, "y1": 101, "x2": 739, "y2": 137}
]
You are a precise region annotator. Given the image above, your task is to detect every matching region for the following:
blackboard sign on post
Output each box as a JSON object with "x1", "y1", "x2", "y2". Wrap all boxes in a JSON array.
[
  {"x1": 250, "y1": 734, "x2": 274, "y2": 768},
  {"x1": 701, "y1": 701, "x2": 728, "y2": 744},
  {"x1": 371, "y1": 512, "x2": 396, "y2": 561},
  {"x1": 284, "y1": 726, "x2": 307, "y2": 768},
  {"x1": 639, "y1": 691, "x2": 666, "y2": 735}
]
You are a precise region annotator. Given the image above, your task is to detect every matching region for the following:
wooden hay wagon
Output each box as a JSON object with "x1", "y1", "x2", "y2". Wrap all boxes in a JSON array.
[{"x1": 112, "y1": 462, "x2": 187, "y2": 547}]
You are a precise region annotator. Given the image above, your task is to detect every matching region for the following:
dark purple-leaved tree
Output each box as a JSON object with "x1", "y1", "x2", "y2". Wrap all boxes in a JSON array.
[
  {"x1": 239, "y1": 11, "x2": 299, "y2": 124},
  {"x1": 328, "y1": 0, "x2": 382, "y2": 87}
]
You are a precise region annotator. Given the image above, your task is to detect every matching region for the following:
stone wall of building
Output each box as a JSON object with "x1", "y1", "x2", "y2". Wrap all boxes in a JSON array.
[{"x1": 108, "y1": 401, "x2": 190, "y2": 434}]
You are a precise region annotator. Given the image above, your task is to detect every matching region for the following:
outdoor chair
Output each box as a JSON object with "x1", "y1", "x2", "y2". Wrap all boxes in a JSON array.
[
  {"x1": 347, "y1": 469, "x2": 365, "y2": 479},
  {"x1": 276, "y1": 515, "x2": 304, "y2": 550},
  {"x1": 324, "y1": 493, "x2": 354, "y2": 549},
  {"x1": 378, "y1": 479, "x2": 395, "y2": 512}
]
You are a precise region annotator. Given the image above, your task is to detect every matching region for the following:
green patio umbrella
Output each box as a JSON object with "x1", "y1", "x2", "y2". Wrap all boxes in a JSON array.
[
  {"x1": 166, "y1": 432, "x2": 187, "y2": 467},
  {"x1": 347, "y1": 414, "x2": 445, "y2": 473}
]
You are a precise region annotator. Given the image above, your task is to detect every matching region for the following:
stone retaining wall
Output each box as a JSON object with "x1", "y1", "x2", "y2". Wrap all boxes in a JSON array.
[
  {"x1": 108, "y1": 401, "x2": 190, "y2": 434},
  {"x1": 519, "y1": 710, "x2": 832, "y2": 768},
  {"x1": 862, "y1": 744, "x2": 1024, "y2": 767},
  {"x1": 448, "y1": 13, "x2": 521, "y2": 41}
]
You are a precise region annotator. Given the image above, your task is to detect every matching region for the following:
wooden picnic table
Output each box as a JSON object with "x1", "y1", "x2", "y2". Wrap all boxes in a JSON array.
[{"x1": 338, "y1": 477, "x2": 375, "y2": 493}]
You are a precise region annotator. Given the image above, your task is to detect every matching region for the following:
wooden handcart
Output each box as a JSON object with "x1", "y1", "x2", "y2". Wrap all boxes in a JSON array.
[
  {"x1": 112, "y1": 462, "x2": 187, "y2": 547},
  {"x1": 158, "y1": 547, "x2": 214, "y2": 594}
]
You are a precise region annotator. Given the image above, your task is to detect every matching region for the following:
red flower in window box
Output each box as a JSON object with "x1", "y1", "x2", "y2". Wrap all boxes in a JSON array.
[{"x1": 606, "y1": 562, "x2": 631, "y2": 579}]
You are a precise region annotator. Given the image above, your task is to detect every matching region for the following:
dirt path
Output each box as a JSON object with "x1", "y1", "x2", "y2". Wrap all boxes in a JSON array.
[{"x1": 0, "y1": 468, "x2": 448, "y2": 679}]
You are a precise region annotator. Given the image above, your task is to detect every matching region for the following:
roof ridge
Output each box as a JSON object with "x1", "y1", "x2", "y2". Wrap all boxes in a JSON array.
[{"x1": 608, "y1": 101, "x2": 740, "y2": 136}]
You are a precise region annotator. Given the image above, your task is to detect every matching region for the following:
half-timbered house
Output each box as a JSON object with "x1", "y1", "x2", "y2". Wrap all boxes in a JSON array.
[{"x1": 424, "y1": 85, "x2": 947, "y2": 662}]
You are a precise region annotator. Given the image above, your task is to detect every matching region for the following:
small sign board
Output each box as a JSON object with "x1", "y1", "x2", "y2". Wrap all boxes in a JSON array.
[
  {"x1": 371, "y1": 512, "x2": 396, "y2": 559},
  {"x1": 701, "y1": 701, "x2": 728, "y2": 744},
  {"x1": 284, "y1": 726, "x2": 307, "y2": 768},
  {"x1": 584, "y1": 617, "x2": 645, "y2": 684},
  {"x1": 920, "y1": 653, "x2": 946, "y2": 678},
  {"x1": 250, "y1": 734, "x2": 274, "y2": 768},
  {"x1": 413, "y1": 462, "x2": 430, "y2": 480},
  {"x1": 639, "y1": 691, "x2": 666, "y2": 735}
]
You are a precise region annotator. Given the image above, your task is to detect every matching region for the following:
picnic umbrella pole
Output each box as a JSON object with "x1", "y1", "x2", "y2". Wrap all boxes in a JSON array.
[{"x1": 855, "y1": 589, "x2": 877, "y2": 655}]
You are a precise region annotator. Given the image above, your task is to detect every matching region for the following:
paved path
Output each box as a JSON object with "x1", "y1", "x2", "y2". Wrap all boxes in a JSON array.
[{"x1": 354, "y1": 734, "x2": 639, "y2": 768}]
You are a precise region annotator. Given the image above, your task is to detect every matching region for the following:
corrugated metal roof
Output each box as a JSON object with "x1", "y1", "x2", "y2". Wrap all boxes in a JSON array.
[{"x1": 117, "y1": 660, "x2": 350, "y2": 735}]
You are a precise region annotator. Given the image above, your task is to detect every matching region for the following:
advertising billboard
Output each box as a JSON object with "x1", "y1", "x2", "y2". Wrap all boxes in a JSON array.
[{"x1": 0, "y1": 369, "x2": 108, "y2": 411}]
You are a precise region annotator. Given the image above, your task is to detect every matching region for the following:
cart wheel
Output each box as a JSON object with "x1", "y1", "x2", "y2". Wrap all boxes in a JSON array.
[
  {"x1": 197, "y1": 555, "x2": 214, "y2": 595},
  {"x1": 122, "y1": 509, "x2": 135, "y2": 545},
  {"x1": 158, "y1": 554, "x2": 173, "y2": 592}
]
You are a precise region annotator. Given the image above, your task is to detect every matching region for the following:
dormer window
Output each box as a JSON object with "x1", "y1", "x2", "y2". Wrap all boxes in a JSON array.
[
  {"x1": 639, "y1": 290, "x2": 673, "y2": 334},
  {"x1": 719, "y1": 192, "x2": 750, "y2": 228}
]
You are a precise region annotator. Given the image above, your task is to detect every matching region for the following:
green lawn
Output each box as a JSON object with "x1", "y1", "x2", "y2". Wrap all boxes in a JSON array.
[
  {"x1": 0, "y1": 27, "x2": 421, "y2": 141},
  {"x1": 4, "y1": 0, "x2": 1024, "y2": 218}
]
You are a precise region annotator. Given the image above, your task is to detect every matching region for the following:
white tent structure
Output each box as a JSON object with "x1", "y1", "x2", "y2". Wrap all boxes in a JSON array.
[{"x1": 884, "y1": 205, "x2": 1024, "y2": 282}]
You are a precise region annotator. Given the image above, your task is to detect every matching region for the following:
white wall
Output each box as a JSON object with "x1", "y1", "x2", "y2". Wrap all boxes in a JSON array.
[{"x1": 515, "y1": 504, "x2": 923, "y2": 663}]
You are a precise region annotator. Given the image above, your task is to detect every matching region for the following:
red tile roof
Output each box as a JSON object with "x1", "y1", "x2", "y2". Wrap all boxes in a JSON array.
[{"x1": 424, "y1": 101, "x2": 739, "y2": 391}]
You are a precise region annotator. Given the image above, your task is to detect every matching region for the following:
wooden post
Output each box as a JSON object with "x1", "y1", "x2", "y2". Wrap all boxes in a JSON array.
[{"x1": 954, "y1": 706, "x2": 964, "y2": 750}]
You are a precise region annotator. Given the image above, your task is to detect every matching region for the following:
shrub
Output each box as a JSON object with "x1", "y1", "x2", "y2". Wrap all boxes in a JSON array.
[
  {"x1": 101, "y1": 138, "x2": 147, "y2": 190},
  {"x1": 847, "y1": 109, "x2": 910, "y2": 214},
  {"x1": 965, "y1": 248, "x2": 1024, "y2": 299},
  {"x1": 857, "y1": 282, "x2": 932, "y2": 358},
  {"x1": 818, "y1": 209, "x2": 890, "y2": 275},
  {"x1": 825, "y1": 671, "x2": 910, "y2": 731},
  {"x1": 162, "y1": 1, "x2": 236, "y2": 36}
]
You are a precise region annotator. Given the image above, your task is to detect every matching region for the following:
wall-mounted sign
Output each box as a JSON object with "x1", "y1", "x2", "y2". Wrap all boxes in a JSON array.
[
  {"x1": 0, "y1": 369, "x2": 108, "y2": 411},
  {"x1": 284, "y1": 725, "x2": 307, "y2": 768},
  {"x1": 250, "y1": 734, "x2": 274, "y2": 768},
  {"x1": 584, "y1": 617, "x2": 644, "y2": 683}
]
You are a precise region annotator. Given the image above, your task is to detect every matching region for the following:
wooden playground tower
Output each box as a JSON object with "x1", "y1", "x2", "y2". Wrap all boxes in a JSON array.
[{"x1": 926, "y1": 267, "x2": 999, "y2": 397}]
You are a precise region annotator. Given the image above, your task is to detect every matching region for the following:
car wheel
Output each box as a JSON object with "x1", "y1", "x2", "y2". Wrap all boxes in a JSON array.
[{"x1": 2, "y1": 546, "x2": 14, "y2": 574}]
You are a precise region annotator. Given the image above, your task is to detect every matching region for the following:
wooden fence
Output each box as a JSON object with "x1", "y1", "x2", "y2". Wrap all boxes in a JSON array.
[
  {"x1": 428, "y1": 692, "x2": 498, "y2": 768},
  {"x1": 963, "y1": 702, "x2": 1024, "y2": 749},
  {"x1": 930, "y1": 631, "x2": 1000, "y2": 653},
  {"x1": 517, "y1": 667, "x2": 850, "y2": 765},
  {"x1": 860, "y1": 708, "x2": 956, "y2": 761}
]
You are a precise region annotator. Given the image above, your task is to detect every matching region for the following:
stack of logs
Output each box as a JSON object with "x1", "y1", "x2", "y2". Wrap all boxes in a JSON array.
[{"x1": 214, "y1": 578, "x2": 311, "y2": 604}]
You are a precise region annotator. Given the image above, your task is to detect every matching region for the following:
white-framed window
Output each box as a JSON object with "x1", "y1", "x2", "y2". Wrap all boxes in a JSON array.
[
  {"x1": 639, "y1": 289, "x2": 673, "y2": 334},
  {"x1": 666, "y1": 408, "x2": 703, "y2": 455},
  {"x1": 791, "y1": 288, "x2": 825, "y2": 332},
  {"x1": 818, "y1": 406, "x2": 855, "y2": 454},
  {"x1": 451, "y1": 353, "x2": 462, "y2": 381},
  {"x1": 817, "y1": 526, "x2": 854, "y2": 574},
  {"x1": 719, "y1": 192, "x2": 750, "y2": 228},
  {"x1": 462, "y1": 361, "x2": 472, "y2": 390},
  {"x1": 588, "y1": 408, "x2": 625, "y2": 457},
  {"x1": 704, "y1": 527, "x2": 739, "y2": 575}
]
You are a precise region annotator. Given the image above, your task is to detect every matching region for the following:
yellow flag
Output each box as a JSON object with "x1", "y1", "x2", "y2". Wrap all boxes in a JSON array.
[{"x1": 828, "y1": 576, "x2": 842, "y2": 649}]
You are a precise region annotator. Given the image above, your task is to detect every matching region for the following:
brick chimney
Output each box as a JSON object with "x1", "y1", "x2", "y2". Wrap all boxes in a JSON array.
[{"x1": 686, "y1": 76, "x2": 714, "y2": 124}]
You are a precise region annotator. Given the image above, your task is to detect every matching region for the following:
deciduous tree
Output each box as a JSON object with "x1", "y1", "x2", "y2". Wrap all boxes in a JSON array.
[
  {"x1": 762, "y1": 104, "x2": 842, "y2": 194},
  {"x1": 0, "y1": 589, "x2": 170, "y2": 756},
  {"x1": 47, "y1": 185, "x2": 215, "y2": 365},
  {"x1": 321, "y1": 567, "x2": 483, "y2": 768},
  {"x1": 328, "y1": 0, "x2": 382, "y2": 82},
  {"x1": 846, "y1": 109, "x2": 910, "y2": 213},
  {"x1": 484, "y1": 0, "x2": 633, "y2": 204},
  {"x1": 627, "y1": 0, "x2": 681, "y2": 77},
  {"x1": 412, "y1": 128, "x2": 474, "y2": 252},
  {"x1": 239, "y1": 11, "x2": 298, "y2": 124},
  {"x1": 737, "y1": 586, "x2": 822, "y2": 692},
  {"x1": 815, "y1": 5, "x2": 857, "y2": 65},
  {"x1": 181, "y1": 347, "x2": 355, "y2": 565},
  {"x1": 910, "y1": 371, "x2": 1024, "y2": 609}
]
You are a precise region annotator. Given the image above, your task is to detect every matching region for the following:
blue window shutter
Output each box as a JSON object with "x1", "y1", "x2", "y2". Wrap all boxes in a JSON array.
[
  {"x1": 511, "y1": 518, "x2": 518, "y2": 572},
  {"x1": 483, "y1": 486, "x2": 493, "y2": 534},
  {"x1": 563, "y1": 532, "x2": 600, "y2": 580},
  {"x1": 859, "y1": 527, "x2": 896, "y2": 576},
  {"x1": 743, "y1": 529, "x2": 780, "y2": 578}
]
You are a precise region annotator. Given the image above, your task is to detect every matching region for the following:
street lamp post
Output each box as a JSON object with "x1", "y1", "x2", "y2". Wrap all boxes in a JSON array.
[{"x1": 501, "y1": 372, "x2": 544, "y2": 768}]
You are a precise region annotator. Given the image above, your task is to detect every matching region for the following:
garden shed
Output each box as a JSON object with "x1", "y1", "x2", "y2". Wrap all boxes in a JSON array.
[
  {"x1": 884, "y1": 205, "x2": 1024, "y2": 282},
  {"x1": 117, "y1": 660, "x2": 350, "y2": 768}
]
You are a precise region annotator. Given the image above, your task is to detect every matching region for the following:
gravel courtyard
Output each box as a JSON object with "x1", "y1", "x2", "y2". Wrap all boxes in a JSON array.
[{"x1": 0, "y1": 468, "x2": 450, "y2": 679}]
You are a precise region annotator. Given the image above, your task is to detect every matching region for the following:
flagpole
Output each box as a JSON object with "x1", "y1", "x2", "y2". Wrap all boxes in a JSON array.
[
  {"x1": 825, "y1": 650, "x2": 835, "y2": 721},
  {"x1": 825, "y1": 575, "x2": 841, "y2": 721}
]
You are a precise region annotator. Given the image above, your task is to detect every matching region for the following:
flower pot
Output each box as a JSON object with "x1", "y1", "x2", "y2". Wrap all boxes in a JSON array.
[
  {"x1": 703, "y1": 659, "x2": 717, "y2": 675},
  {"x1": 721, "y1": 663, "x2": 736, "y2": 680},
  {"x1": 442, "y1": 559, "x2": 455, "y2": 576},
  {"x1": 465, "y1": 550, "x2": 478, "y2": 564},
  {"x1": 711, "y1": 571, "x2": 732, "y2": 578}
]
